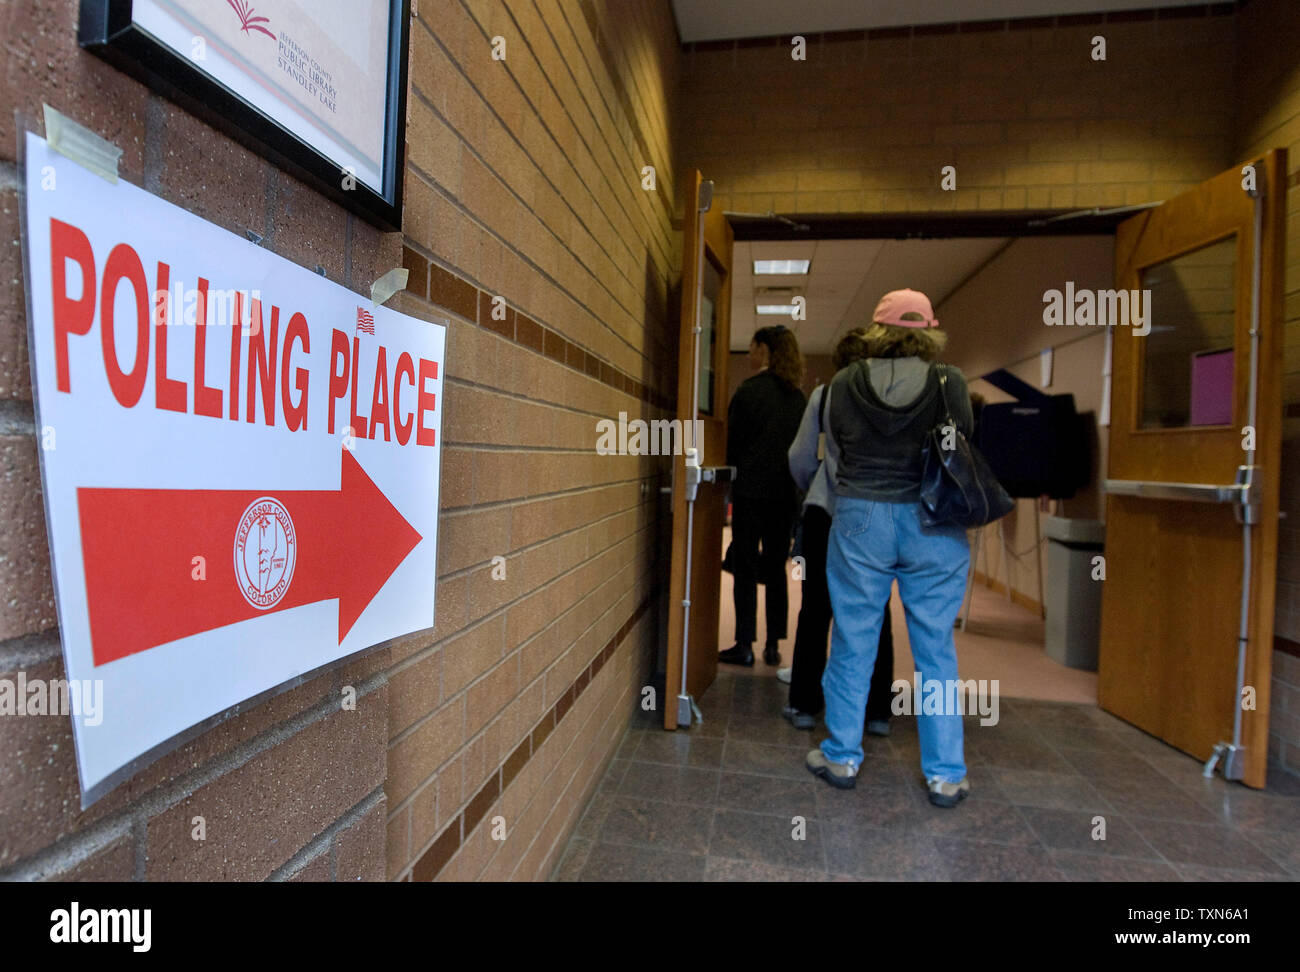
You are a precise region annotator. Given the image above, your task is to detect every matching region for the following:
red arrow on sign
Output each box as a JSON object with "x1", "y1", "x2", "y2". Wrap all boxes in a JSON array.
[{"x1": 77, "y1": 449, "x2": 423, "y2": 667}]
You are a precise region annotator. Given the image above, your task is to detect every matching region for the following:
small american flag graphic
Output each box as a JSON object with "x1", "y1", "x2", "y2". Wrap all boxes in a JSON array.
[{"x1": 356, "y1": 307, "x2": 375, "y2": 335}]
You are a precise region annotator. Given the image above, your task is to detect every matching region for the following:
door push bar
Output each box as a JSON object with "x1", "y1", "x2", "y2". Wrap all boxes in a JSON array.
[
  {"x1": 1107, "y1": 463, "x2": 1263, "y2": 781},
  {"x1": 1104, "y1": 465, "x2": 1261, "y2": 525}
]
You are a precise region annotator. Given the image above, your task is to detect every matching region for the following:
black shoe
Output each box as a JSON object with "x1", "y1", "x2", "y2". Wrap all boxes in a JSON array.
[
  {"x1": 763, "y1": 642, "x2": 781, "y2": 666},
  {"x1": 718, "y1": 643, "x2": 754, "y2": 666},
  {"x1": 782, "y1": 706, "x2": 816, "y2": 730}
]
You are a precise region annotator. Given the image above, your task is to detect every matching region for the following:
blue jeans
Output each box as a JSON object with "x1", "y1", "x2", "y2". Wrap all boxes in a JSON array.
[{"x1": 821, "y1": 497, "x2": 970, "y2": 782}]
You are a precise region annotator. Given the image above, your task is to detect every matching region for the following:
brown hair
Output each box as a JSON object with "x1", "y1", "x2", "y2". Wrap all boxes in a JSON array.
[
  {"x1": 753, "y1": 325, "x2": 804, "y2": 389},
  {"x1": 857, "y1": 322, "x2": 948, "y2": 362},
  {"x1": 832, "y1": 326, "x2": 872, "y2": 371}
]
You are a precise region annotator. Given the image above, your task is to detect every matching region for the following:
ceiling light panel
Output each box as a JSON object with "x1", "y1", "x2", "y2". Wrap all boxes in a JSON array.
[{"x1": 754, "y1": 259, "x2": 811, "y2": 275}]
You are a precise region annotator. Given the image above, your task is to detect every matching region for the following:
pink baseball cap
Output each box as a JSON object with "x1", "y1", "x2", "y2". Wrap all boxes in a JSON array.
[{"x1": 873, "y1": 289, "x2": 939, "y2": 328}]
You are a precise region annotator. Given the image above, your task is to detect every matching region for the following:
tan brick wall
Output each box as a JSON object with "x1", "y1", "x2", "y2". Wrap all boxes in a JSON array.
[
  {"x1": 1, "y1": 0, "x2": 680, "y2": 881},
  {"x1": 1236, "y1": 0, "x2": 1300, "y2": 771},
  {"x1": 386, "y1": 0, "x2": 680, "y2": 880},
  {"x1": 678, "y1": 13, "x2": 1236, "y2": 221}
]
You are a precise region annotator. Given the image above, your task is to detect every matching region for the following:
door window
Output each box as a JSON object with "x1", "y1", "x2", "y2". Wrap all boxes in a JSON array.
[
  {"x1": 1138, "y1": 236, "x2": 1237, "y2": 429},
  {"x1": 697, "y1": 257, "x2": 722, "y2": 416}
]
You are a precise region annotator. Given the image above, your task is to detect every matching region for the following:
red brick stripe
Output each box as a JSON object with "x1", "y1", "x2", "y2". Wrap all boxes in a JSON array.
[
  {"x1": 409, "y1": 592, "x2": 655, "y2": 880},
  {"x1": 402, "y1": 245, "x2": 672, "y2": 411}
]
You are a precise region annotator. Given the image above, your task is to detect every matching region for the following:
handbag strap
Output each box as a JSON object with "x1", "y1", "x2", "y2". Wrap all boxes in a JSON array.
[
  {"x1": 933, "y1": 363, "x2": 957, "y2": 427},
  {"x1": 814, "y1": 381, "x2": 831, "y2": 462}
]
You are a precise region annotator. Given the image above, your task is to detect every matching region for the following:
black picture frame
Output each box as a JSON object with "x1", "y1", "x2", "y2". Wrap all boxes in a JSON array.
[{"x1": 79, "y1": 0, "x2": 409, "y2": 231}]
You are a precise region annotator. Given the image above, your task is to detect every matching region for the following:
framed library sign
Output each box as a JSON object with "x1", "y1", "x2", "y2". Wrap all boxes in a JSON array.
[{"x1": 79, "y1": 0, "x2": 410, "y2": 229}]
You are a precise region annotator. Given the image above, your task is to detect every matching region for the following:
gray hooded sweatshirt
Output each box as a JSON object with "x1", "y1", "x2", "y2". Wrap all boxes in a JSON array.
[{"x1": 828, "y1": 357, "x2": 973, "y2": 503}]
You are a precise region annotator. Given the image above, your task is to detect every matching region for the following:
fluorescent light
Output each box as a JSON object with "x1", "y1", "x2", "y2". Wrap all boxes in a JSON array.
[
  {"x1": 753, "y1": 259, "x2": 810, "y2": 275},
  {"x1": 756, "y1": 304, "x2": 798, "y2": 315}
]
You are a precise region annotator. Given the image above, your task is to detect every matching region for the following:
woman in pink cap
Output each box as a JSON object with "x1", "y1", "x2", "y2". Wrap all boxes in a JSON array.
[{"x1": 804, "y1": 289, "x2": 973, "y2": 808}]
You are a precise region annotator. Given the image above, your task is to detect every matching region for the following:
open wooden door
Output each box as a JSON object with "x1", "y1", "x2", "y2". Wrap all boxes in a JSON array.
[
  {"x1": 1099, "y1": 151, "x2": 1287, "y2": 788},
  {"x1": 663, "y1": 172, "x2": 733, "y2": 730}
]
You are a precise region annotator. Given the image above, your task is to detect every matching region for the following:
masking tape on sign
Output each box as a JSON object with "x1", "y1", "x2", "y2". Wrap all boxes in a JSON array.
[
  {"x1": 43, "y1": 104, "x2": 122, "y2": 184},
  {"x1": 370, "y1": 267, "x2": 409, "y2": 308}
]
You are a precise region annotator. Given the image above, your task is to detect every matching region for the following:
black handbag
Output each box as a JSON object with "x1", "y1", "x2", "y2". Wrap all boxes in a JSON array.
[{"x1": 919, "y1": 365, "x2": 1015, "y2": 529}]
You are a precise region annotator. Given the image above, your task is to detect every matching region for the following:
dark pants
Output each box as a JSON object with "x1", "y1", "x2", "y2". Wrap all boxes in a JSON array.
[
  {"x1": 789, "y1": 505, "x2": 894, "y2": 720},
  {"x1": 731, "y1": 494, "x2": 795, "y2": 646}
]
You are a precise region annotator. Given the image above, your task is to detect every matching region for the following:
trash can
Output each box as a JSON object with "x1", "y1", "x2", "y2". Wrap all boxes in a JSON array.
[{"x1": 1042, "y1": 516, "x2": 1105, "y2": 670}]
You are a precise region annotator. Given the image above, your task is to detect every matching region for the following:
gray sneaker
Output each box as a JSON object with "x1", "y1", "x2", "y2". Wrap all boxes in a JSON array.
[
  {"x1": 927, "y1": 776, "x2": 970, "y2": 808},
  {"x1": 806, "y1": 748, "x2": 857, "y2": 789},
  {"x1": 866, "y1": 720, "x2": 891, "y2": 737},
  {"x1": 782, "y1": 706, "x2": 816, "y2": 730}
]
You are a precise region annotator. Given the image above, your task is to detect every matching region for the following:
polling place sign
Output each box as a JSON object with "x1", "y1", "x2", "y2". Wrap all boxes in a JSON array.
[{"x1": 19, "y1": 131, "x2": 445, "y2": 805}]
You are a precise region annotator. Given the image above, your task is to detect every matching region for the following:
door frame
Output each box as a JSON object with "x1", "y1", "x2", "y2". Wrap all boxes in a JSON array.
[
  {"x1": 663, "y1": 172, "x2": 734, "y2": 729},
  {"x1": 659, "y1": 202, "x2": 1210, "y2": 733}
]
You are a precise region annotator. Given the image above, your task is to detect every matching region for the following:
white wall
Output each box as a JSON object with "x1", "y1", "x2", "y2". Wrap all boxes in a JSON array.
[{"x1": 939, "y1": 235, "x2": 1115, "y2": 611}]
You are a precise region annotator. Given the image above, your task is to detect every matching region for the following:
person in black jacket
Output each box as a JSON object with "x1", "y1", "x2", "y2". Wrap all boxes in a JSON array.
[
  {"x1": 720, "y1": 325, "x2": 807, "y2": 667},
  {"x1": 783, "y1": 327, "x2": 895, "y2": 733}
]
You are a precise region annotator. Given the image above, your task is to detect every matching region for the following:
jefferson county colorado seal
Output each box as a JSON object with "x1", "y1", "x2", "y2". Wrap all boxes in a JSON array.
[{"x1": 234, "y1": 496, "x2": 297, "y2": 609}]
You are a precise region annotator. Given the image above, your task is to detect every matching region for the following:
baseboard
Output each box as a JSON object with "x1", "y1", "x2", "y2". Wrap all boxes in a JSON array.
[
  {"x1": 971, "y1": 569, "x2": 1045, "y2": 619},
  {"x1": 1269, "y1": 754, "x2": 1300, "y2": 783},
  {"x1": 1275, "y1": 635, "x2": 1300, "y2": 658}
]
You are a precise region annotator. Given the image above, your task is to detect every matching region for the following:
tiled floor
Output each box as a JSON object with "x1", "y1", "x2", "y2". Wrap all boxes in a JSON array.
[
  {"x1": 717, "y1": 526, "x2": 1098, "y2": 703},
  {"x1": 551, "y1": 672, "x2": 1300, "y2": 881}
]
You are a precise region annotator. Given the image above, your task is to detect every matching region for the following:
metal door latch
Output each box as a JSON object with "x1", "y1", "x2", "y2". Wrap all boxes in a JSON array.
[
  {"x1": 1233, "y1": 465, "x2": 1261, "y2": 525},
  {"x1": 682, "y1": 448, "x2": 736, "y2": 502}
]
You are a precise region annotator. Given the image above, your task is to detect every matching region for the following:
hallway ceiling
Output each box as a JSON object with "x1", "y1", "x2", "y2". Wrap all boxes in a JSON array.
[
  {"x1": 673, "y1": 0, "x2": 1212, "y2": 42},
  {"x1": 731, "y1": 238, "x2": 1010, "y2": 356}
]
